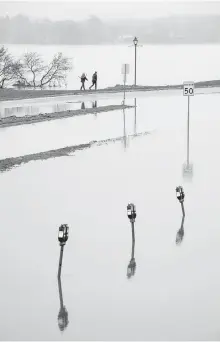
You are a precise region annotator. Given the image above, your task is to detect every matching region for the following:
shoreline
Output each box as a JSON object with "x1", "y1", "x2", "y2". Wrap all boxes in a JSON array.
[
  {"x1": 0, "y1": 104, "x2": 133, "y2": 129},
  {"x1": 0, "y1": 131, "x2": 150, "y2": 172},
  {"x1": 0, "y1": 79, "x2": 220, "y2": 102}
]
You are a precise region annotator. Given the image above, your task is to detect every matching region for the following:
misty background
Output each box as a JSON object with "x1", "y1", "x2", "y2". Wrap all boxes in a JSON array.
[{"x1": 1, "y1": 1, "x2": 220, "y2": 44}]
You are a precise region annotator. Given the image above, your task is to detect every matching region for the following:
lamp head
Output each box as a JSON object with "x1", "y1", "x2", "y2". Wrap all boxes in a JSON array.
[
  {"x1": 133, "y1": 36, "x2": 138, "y2": 46},
  {"x1": 127, "y1": 203, "x2": 136, "y2": 221},
  {"x1": 176, "y1": 186, "x2": 185, "y2": 203},
  {"x1": 58, "y1": 224, "x2": 69, "y2": 245}
]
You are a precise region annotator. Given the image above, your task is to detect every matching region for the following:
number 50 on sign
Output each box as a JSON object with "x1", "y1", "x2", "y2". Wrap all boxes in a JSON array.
[{"x1": 183, "y1": 82, "x2": 194, "y2": 96}]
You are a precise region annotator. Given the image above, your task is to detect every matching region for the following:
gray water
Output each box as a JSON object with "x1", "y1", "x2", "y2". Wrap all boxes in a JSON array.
[
  {"x1": 1, "y1": 90, "x2": 220, "y2": 340},
  {"x1": 0, "y1": 99, "x2": 116, "y2": 118}
]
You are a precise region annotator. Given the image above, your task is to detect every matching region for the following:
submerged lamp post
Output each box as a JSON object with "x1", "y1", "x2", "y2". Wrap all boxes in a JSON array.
[
  {"x1": 58, "y1": 224, "x2": 69, "y2": 278},
  {"x1": 127, "y1": 203, "x2": 136, "y2": 223},
  {"x1": 127, "y1": 203, "x2": 137, "y2": 278},
  {"x1": 133, "y1": 37, "x2": 138, "y2": 86},
  {"x1": 176, "y1": 186, "x2": 185, "y2": 216},
  {"x1": 175, "y1": 186, "x2": 186, "y2": 245},
  {"x1": 176, "y1": 186, "x2": 185, "y2": 203}
]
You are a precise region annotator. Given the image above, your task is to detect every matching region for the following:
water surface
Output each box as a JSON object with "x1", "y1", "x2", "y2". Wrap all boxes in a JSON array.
[{"x1": 1, "y1": 91, "x2": 220, "y2": 340}]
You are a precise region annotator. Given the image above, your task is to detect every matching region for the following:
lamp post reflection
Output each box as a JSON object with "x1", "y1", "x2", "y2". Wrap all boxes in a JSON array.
[
  {"x1": 57, "y1": 277, "x2": 69, "y2": 331},
  {"x1": 134, "y1": 98, "x2": 137, "y2": 135},
  {"x1": 176, "y1": 215, "x2": 185, "y2": 245},
  {"x1": 123, "y1": 107, "x2": 127, "y2": 150},
  {"x1": 92, "y1": 101, "x2": 97, "y2": 109},
  {"x1": 92, "y1": 101, "x2": 98, "y2": 118}
]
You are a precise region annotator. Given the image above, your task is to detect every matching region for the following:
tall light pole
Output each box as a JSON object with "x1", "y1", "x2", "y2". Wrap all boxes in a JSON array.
[{"x1": 133, "y1": 37, "x2": 138, "y2": 86}]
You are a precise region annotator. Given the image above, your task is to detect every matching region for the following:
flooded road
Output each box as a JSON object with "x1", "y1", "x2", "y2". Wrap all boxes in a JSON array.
[{"x1": 1, "y1": 91, "x2": 220, "y2": 340}]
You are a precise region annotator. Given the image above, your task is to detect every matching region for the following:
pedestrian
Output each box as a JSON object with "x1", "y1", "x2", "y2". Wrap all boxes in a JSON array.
[
  {"x1": 80, "y1": 73, "x2": 88, "y2": 90},
  {"x1": 89, "y1": 71, "x2": 97, "y2": 90}
]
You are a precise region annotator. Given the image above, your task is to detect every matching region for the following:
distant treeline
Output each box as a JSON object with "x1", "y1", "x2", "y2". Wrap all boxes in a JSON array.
[{"x1": 1, "y1": 14, "x2": 220, "y2": 44}]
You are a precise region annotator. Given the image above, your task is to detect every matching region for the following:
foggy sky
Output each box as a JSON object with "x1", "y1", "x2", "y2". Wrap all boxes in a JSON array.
[{"x1": 1, "y1": 1, "x2": 220, "y2": 21}]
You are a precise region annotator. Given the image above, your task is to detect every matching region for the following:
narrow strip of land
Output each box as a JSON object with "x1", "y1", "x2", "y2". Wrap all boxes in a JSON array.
[
  {"x1": 0, "y1": 79, "x2": 220, "y2": 102},
  {"x1": 0, "y1": 131, "x2": 150, "y2": 172},
  {"x1": 0, "y1": 104, "x2": 133, "y2": 128},
  {"x1": 0, "y1": 143, "x2": 91, "y2": 172}
]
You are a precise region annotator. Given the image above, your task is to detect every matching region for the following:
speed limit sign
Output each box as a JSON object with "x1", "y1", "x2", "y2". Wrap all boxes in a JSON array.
[{"x1": 183, "y1": 82, "x2": 194, "y2": 96}]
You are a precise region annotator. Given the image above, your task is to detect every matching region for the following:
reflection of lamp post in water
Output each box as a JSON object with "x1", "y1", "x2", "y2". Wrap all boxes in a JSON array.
[
  {"x1": 127, "y1": 203, "x2": 137, "y2": 278},
  {"x1": 123, "y1": 107, "x2": 127, "y2": 150},
  {"x1": 121, "y1": 63, "x2": 129, "y2": 149},
  {"x1": 57, "y1": 276, "x2": 69, "y2": 331},
  {"x1": 176, "y1": 215, "x2": 185, "y2": 245},
  {"x1": 134, "y1": 98, "x2": 137, "y2": 135},
  {"x1": 92, "y1": 101, "x2": 98, "y2": 118},
  {"x1": 92, "y1": 101, "x2": 97, "y2": 109}
]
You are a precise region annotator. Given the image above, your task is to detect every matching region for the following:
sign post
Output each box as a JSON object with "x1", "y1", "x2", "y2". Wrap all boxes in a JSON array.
[
  {"x1": 121, "y1": 63, "x2": 130, "y2": 105},
  {"x1": 183, "y1": 81, "x2": 194, "y2": 175}
]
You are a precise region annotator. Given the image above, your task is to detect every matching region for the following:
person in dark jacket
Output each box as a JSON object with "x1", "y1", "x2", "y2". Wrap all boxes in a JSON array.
[
  {"x1": 89, "y1": 71, "x2": 97, "y2": 90},
  {"x1": 80, "y1": 73, "x2": 88, "y2": 90}
]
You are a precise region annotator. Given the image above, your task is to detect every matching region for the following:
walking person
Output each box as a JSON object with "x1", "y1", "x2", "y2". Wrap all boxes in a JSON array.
[
  {"x1": 80, "y1": 73, "x2": 88, "y2": 90},
  {"x1": 89, "y1": 71, "x2": 97, "y2": 90}
]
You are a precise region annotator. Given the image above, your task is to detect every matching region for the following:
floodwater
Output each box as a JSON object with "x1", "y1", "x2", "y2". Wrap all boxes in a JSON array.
[
  {"x1": 0, "y1": 97, "x2": 121, "y2": 119},
  {"x1": 1, "y1": 90, "x2": 220, "y2": 340}
]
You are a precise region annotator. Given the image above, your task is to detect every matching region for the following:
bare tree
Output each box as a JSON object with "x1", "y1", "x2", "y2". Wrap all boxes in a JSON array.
[
  {"x1": 22, "y1": 52, "x2": 45, "y2": 87},
  {"x1": 18, "y1": 52, "x2": 72, "y2": 88},
  {"x1": 0, "y1": 46, "x2": 21, "y2": 88},
  {"x1": 40, "y1": 53, "x2": 71, "y2": 87}
]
